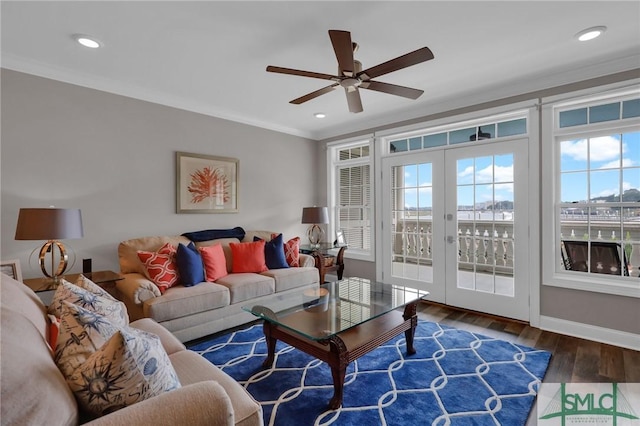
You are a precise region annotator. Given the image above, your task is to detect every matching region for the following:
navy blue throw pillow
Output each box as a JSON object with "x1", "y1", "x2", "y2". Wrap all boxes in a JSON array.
[
  {"x1": 254, "y1": 234, "x2": 289, "y2": 269},
  {"x1": 176, "y1": 242, "x2": 205, "y2": 286}
]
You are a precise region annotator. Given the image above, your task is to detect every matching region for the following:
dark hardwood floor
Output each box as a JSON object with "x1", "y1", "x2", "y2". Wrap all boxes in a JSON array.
[
  {"x1": 416, "y1": 301, "x2": 640, "y2": 384},
  {"x1": 416, "y1": 301, "x2": 640, "y2": 425}
]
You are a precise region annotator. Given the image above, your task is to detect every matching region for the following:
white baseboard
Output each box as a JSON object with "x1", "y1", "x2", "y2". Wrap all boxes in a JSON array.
[{"x1": 539, "y1": 315, "x2": 640, "y2": 351}]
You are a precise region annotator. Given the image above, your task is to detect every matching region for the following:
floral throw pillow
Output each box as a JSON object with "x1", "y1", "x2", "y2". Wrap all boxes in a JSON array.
[
  {"x1": 75, "y1": 274, "x2": 118, "y2": 302},
  {"x1": 67, "y1": 327, "x2": 181, "y2": 417},
  {"x1": 54, "y1": 301, "x2": 121, "y2": 378},
  {"x1": 48, "y1": 280, "x2": 129, "y2": 327},
  {"x1": 137, "y1": 243, "x2": 179, "y2": 293}
]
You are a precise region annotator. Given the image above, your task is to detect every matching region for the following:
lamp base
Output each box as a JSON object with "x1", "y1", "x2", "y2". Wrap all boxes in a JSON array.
[
  {"x1": 38, "y1": 240, "x2": 69, "y2": 280},
  {"x1": 307, "y1": 224, "x2": 324, "y2": 248}
]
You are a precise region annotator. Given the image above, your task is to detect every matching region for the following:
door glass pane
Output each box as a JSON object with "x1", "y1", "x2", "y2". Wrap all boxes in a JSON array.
[
  {"x1": 390, "y1": 162, "x2": 433, "y2": 283},
  {"x1": 497, "y1": 118, "x2": 526, "y2": 137},
  {"x1": 457, "y1": 155, "x2": 514, "y2": 297}
]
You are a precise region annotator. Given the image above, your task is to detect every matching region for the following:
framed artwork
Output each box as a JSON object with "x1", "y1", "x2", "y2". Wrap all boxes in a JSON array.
[
  {"x1": 0, "y1": 259, "x2": 23, "y2": 281},
  {"x1": 335, "y1": 230, "x2": 347, "y2": 247},
  {"x1": 176, "y1": 152, "x2": 239, "y2": 213}
]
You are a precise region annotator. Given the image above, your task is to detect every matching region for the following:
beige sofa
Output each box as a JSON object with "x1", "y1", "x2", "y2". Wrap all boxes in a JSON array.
[
  {"x1": 0, "y1": 272, "x2": 263, "y2": 426},
  {"x1": 117, "y1": 230, "x2": 319, "y2": 342}
]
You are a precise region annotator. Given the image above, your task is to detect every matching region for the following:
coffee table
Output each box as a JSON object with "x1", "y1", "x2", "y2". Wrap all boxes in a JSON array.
[{"x1": 243, "y1": 277, "x2": 428, "y2": 409}]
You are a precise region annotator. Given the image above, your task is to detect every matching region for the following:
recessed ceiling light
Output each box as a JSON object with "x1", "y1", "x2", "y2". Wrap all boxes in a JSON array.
[
  {"x1": 73, "y1": 34, "x2": 102, "y2": 49},
  {"x1": 314, "y1": 113, "x2": 326, "y2": 119},
  {"x1": 575, "y1": 26, "x2": 607, "y2": 42}
]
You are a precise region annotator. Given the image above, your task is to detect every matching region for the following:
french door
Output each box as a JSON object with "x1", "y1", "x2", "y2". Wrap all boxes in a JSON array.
[{"x1": 381, "y1": 139, "x2": 530, "y2": 321}]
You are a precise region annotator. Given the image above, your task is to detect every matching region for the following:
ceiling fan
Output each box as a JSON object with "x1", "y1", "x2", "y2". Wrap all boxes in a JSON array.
[{"x1": 266, "y1": 30, "x2": 434, "y2": 113}]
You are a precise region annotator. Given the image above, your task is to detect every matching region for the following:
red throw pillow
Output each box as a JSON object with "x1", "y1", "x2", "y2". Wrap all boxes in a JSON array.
[
  {"x1": 230, "y1": 240, "x2": 268, "y2": 273},
  {"x1": 137, "y1": 243, "x2": 179, "y2": 293},
  {"x1": 273, "y1": 234, "x2": 300, "y2": 267},
  {"x1": 46, "y1": 314, "x2": 60, "y2": 354},
  {"x1": 200, "y1": 244, "x2": 229, "y2": 282}
]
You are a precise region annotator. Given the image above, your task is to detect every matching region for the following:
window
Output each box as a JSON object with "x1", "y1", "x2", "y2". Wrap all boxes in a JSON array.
[
  {"x1": 388, "y1": 117, "x2": 527, "y2": 154},
  {"x1": 545, "y1": 88, "x2": 640, "y2": 296},
  {"x1": 328, "y1": 139, "x2": 373, "y2": 260}
]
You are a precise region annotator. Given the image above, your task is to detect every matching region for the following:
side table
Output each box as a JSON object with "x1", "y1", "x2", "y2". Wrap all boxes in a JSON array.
[
  {"x1": 299, "y1": 244, "x2": 346, "y2": 283},
  {"x1": 23, "y1": 270, "x2": 123, "y2": 305}
]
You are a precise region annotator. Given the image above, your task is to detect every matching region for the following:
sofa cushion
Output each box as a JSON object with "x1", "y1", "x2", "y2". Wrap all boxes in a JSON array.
[
  {"x1": 1, "y1": 307, "x2": 79, "y2": 426},
  {"x1": 119, "y1": 235, "x2": 191, "y2": 275},
  {"x1": 67, "y1": 327, "x2": 181, "y2": 418},
  {"x1": 230, "y1": 240, "x2": 268, "y2": 273},
  {"x1": 194, "y1": 237, "x2": 241, "y2": 273},
  {"x1": 243, "y1": 230, "x2": 274, "y2": 243},
  {"x1": 254, "y1": 233, "x2": 289, "y2": 270},
  {"x1": 137, "y1": 243, "x2": 180, "y2": 293},
  {"x1": 176, "y1": 242, "x2": 205, "y2": 286},
  {"x1": 48, "y1": 279, "x2": 129, "y2": 327},
  {"x1": 169, "y1": 350, "x2": 263, "y2": 426},
  {"x1": 143, "y1": 282, "x2": 230, "y2": 323},
  {"x1": 55, "y1": 301, "x2": 121, "y2": 377},
  {"x1": 214, "y1": 273, "x2": 275, "y2": 304},
  {"x1": 261, "y1": 267, "x2": 320, "y2": 292},
  {"x1": 200, "y1": 244, "x2": 229, "y2": 282}
]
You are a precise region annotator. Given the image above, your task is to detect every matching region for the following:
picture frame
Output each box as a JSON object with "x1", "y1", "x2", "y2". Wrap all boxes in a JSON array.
[
  {"x1": 0, "y1": 259, "x2": 23, "y2": 282},
  {"x1": 335, "y1": 230, "x2": 347, "y2": 247},
  {"x1": 176, "y1": 151, "x2": 239, "y2": 213}
]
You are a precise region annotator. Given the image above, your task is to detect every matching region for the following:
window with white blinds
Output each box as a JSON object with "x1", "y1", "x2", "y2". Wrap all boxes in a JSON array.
[{"x1": 330, "y1": 140, "x2": 374, "y2": 259}]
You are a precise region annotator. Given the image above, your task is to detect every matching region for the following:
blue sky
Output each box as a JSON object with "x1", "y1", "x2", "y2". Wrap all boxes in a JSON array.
[
  {"x1": 398, "y1": 154, "x2": 514, "y2": 209},
  {"x1": 560, "y1": 131, "x2": 640, "y2": 202},
  {"x1": 397, "y1": 131, "x2": 640, "y2": 209}
]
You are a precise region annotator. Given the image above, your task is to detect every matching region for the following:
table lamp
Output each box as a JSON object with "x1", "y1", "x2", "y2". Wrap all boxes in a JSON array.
[
  {"x1": 301, "y1": 206, "x2": 329, "y2": 248},
  {"x1": 15, "y1": 208, "x2": 84, "y2": 281}
]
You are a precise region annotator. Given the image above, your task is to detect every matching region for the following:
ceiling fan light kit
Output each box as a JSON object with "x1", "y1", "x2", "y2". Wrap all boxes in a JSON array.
[{"x1": 266, "y1": 29, "x2": 434, "y2": 113}]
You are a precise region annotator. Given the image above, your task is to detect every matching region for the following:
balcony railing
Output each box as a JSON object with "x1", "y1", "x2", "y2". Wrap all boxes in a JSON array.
[{"x1": 392, "y1": 211, "x2": 640, "y2": 276}]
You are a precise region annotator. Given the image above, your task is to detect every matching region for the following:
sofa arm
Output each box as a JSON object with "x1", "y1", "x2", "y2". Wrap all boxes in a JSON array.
[
  {"x1": 116, "y1": 273, "x2": 161, "y2": 305},
  {"x1": 299, "y1": 253, "x2": 315, "y2": 268},
  {"x1": 84, "y1": 381, "x2": 234, "y2": 426}
]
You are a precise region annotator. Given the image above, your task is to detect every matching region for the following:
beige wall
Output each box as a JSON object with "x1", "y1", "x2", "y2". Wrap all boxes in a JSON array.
[{"x1": 1, "y1": 69, "x2": 319, "y2": 278}]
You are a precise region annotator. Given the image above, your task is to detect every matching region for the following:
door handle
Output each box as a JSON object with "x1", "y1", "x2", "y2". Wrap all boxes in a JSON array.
[{"x1": 446, "y1": 236, "x2": 455, "y2": 244}]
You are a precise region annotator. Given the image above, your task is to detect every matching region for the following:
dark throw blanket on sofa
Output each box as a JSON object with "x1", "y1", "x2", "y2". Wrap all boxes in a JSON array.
[{"x1": 182, "y1": 227, "x2": 246, "y2": 242}]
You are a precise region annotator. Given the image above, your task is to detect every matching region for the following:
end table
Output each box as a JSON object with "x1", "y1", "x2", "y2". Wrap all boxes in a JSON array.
[
  {"x1": 23, "y1": 270, "x2": 123, "y2": 305},
  {"x1": 299, "y1": 244, "x2": 346, "y2": 283}
]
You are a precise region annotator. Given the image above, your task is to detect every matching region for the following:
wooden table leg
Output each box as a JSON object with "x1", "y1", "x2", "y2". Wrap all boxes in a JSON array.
[
  {"x1": 262, "y1": 321, "x2": 277, "y2": 368},
  {"x1": 403, "y1": 301, "x2": 418, "y2": 355},
  {"x1": 327, "y1": 335, "x2": 348, "y2": 409}
]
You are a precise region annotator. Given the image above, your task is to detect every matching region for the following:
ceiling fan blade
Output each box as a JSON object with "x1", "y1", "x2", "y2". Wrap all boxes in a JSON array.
[
  {"x1": 357, "y1": 46, "x2": 434, "y2": 80},
  {"x1": 290, "y1": 83, "x2": 340, "y2": 104},
  {"x1": 360, "y1": 80, "x2": 424, "y2": 100},
  {"x1": 266, "y1": 66, "x2": 338, "y2": 81},
  {"x1": 345, "y1": 87, "x2": 363, "y2": 113},
  {"x1": 329, "y1": 30, "x2": 355, "y2": 77}
]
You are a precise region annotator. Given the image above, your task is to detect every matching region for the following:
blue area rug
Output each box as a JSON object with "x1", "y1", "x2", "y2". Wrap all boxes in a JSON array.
[{"x1": 188, "y1": 321, "x2": 551, "y2": 425}]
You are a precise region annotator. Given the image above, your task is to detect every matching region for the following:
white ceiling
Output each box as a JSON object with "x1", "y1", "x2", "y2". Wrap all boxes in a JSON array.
[{"x1": 2, "y1": 1, "x2": 639, "y2": 141}]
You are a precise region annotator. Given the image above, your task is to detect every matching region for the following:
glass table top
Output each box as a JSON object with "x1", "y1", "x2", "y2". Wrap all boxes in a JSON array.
[{"x1": 242, "y1": 277, "x2": 428, "y2": 341}]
